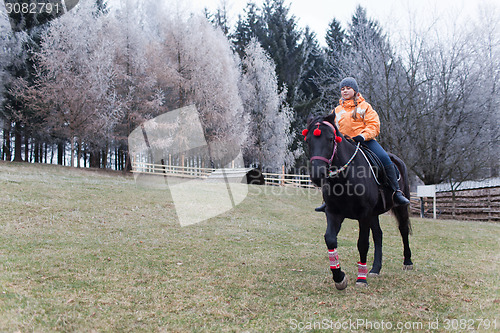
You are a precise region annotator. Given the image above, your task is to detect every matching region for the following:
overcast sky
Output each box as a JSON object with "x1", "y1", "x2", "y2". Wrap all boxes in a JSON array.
[{"x1": 189, "y1": 0, "x2": 497, "y2": 45}]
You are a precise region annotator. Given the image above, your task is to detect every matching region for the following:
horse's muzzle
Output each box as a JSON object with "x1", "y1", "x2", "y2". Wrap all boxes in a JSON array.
[{"x1": 310, "y1": 161, "x2": 329, "y2": 187}]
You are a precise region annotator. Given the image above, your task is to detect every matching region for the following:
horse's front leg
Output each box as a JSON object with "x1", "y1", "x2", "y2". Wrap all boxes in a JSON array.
[
  {"x1": 369, "y1": 216, "x2": 383, "y2": 275},
  {"x1": 324, "y1": 208, "x2": 347, "y2": 290},
  {"x1": 356, "y1": 218, "x2": 370, "y2": 286}
]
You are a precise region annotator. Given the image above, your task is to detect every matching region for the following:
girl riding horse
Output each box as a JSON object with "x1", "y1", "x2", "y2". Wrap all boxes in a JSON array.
[{"x1": 315, "y1": 77, "x2": 409, "y2": 212}]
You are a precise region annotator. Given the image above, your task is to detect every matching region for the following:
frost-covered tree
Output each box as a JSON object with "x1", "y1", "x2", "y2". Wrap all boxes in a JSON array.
[
  {"x1": 110, "y1": 0, "x2": 165, "y2": 170},
  {"x1": 472, "y1": 3, "x2": 500, "y2": 178},
  {"x1": 151, "y1": 6, "x2": 247, "y2": 166},
  {"x1": 12, "y1": 2, "x2": 122, "y2": 167},
  {"x1": 240, "y1": 38, "x2": 293, "y2": 171},
  {"x1": 406, "y1": 18, "x2": 499, "y2": 185}
]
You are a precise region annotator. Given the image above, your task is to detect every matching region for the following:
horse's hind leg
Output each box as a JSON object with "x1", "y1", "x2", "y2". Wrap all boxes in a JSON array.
[
  {"x1": 356, "y1": 219, "x2": 370, "y2": 286},
  {"x1": 393, "y1": 205, "x2": 413, "y2": 270},
  {"x1": 324, "y1": 210, "x2": 347, "y2": 290},
  {"x1": 369, "y1": 216, "x2": 382, "y2": 275}
]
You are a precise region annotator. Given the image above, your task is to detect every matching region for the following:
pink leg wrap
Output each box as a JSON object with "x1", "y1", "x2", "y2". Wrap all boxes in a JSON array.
[
  {"x1": 328, "y1": 249, "x2": 340, "y2": 269},
  {"x1": 357, "y1": 262, "x2": 367, "y2": 281}
]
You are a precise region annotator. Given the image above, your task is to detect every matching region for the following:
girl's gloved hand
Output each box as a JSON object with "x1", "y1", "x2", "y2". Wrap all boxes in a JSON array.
[{"x1": 352, "y1": 135, "x2": 365, "y2": 142}]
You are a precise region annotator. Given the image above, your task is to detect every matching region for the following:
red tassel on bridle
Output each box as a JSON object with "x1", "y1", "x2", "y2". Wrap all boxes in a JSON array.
[
  {"x1": 301, "y1": 129, "x2": 309, "y2": 140},
  {"x1": 313, "y1": 124, "x2": 321, "y2": 136},
  {"x1": 302, "y1": 121, "x2": 342, "y2": 143}
]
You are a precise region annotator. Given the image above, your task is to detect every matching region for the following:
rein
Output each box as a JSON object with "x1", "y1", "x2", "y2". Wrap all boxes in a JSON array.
[
  {"x1": 328, "y1": 142, "x2": 360, "y2": 177},
  {"x1": 307, "y1": 121, "x2": 361, "y2": 178}
]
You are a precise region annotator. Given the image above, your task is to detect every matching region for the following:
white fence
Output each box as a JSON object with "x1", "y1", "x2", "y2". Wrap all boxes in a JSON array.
[
  {"x1": 132, "y1": 161, "x2": 216, "y2": 179},
  {"x1": 262, "y1": 171, "x2": 314, "y2": 188},
  {"x1": 131, "y1": 161, "x2": 315, "y2": 188}
]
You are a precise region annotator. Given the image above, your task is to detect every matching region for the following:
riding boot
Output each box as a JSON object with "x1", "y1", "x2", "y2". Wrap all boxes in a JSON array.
[
  {"x1": 315, "y1": 202, "x2": 326, "y2": 212},
  {"x1": 384, "y1": 165, "x2": 410, "y2": 206}
]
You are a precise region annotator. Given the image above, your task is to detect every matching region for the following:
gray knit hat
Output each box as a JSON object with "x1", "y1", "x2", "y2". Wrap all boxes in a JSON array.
[{"x1": 340, "y1": 77, "x2": 359, "y2": 93}]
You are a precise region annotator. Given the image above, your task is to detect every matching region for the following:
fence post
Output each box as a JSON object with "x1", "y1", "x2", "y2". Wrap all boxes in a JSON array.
[
  {"x1": 487, "y1": 188, "x2": 492, "y2": 221},
  {"x1": 417, "y1": 185, "x2": 437, "y2": 219},
  {"x1": 433, "y1": 195, "x2": 437, "y2": 219},
  {"x1": 420, "y1": 198, "x2": 425, "y2": 218}
]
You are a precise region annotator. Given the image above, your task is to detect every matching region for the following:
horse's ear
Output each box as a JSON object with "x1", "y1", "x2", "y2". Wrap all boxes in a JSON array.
[
  {"x1": 324, "y1": 112, "x2": 336, "y2": 126},
  {"x1": 306, "y1": 114, "x2": 315, "y2": 127}
]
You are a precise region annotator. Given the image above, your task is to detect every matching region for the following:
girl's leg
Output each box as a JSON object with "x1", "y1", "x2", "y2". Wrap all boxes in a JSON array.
[
  {"x1": 363, "y1": 139, "x2": 392, "y2": 167},
  {"x1": 363, "y1": 140, "x2": 410, "y2": 206}
]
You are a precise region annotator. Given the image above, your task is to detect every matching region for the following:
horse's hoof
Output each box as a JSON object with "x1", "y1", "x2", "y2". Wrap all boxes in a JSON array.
[
  {"x1": 403, "y1": 264, "x2": 414, "y2": 271},
  {"x1": 356, "y1": 279, "x2": 368, "y2": 287},
  {"x1": 335, "y1": 275, "x2": 348, "y2": 290},
  {"x1": 368, "y1": 272, "x2": 379, "y2": 277}
]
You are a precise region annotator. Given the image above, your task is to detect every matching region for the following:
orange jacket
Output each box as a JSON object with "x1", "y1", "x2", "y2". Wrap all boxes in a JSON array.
[{"x1": 332, "y1": 94, "x2": 380, "y2": 141}]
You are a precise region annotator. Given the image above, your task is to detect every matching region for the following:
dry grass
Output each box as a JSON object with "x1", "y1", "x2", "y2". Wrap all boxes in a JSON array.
[{"x1": 0, "y1": 161, "x2": 499, "y2": 332}]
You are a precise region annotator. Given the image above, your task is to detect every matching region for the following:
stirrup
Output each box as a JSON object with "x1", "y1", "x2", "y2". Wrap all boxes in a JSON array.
[{"x1": 393, "y1": 190, "x2": 410, "y2": 206}]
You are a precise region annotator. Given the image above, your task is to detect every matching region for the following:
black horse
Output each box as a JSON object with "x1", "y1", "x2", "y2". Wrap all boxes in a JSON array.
[{"x1": 304, "y1": 113, "x2": 413, "y2": 290}]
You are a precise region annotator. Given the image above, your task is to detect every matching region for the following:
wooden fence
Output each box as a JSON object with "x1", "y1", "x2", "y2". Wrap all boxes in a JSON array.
[{"x1": 414, "y1": 186, "x2": 500, "y2": 222}]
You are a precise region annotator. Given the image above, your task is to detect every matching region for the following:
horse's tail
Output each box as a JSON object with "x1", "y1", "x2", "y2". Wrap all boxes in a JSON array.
[
  {"x1": 392, "y1": 202, "x2": 412, "y2": 235},
  {"x1": 389, "y1": 154, "x2": 412, "y2": 235}
]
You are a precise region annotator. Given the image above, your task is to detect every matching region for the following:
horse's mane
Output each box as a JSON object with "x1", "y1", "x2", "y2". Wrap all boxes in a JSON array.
[{"x1": 306, "y1": 114, "x2": 331, "y2": 130}]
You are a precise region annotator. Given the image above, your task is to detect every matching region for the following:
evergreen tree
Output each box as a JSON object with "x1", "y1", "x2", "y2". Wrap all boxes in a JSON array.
[
  {"x1": 314, "y1": 19, "x2": 347, "y2": 112},
  {"x1": 325, "y1": 18, "x2": 345, "y2": 57},
  {"x1": 2, "y1": 25, "x2": 47, "y2": 162},
  {"x1": 205, "y1": 0, "x2": 230, "y2": 36},
  {"x1": 294, "y1": 26, "x2": 324, "y2": 130},
  {"x1": 259, "y1": 0, "x2": 304, "y2": 107},
  {"x1": 0, "y1": 18, "x2": 23, "y2": 161},
  {"x1": 232, "y1": 2, "x2": 264, "y2": 58},
  {"x1": 94, "y1": 0, "x2": 109, "y2": 16},
  {"x1": 348, "y1": 5, "x2": 383, "y2": 49},
  {"x1": 324, "y1": 18, "x2": 345, "y2": 82}
]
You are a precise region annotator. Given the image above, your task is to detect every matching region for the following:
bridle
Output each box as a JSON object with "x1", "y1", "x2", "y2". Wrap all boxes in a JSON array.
[
  {"x1": 308, "y1": 121, "x2": 339, "y2": 165},
  {"x1": 304, "y1": 120, "x2": 361, "y2": 178}
]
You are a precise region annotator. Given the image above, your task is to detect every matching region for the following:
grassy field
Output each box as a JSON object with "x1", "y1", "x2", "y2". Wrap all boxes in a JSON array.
[{"x1": 0, "y1": 161, "x2": 499, "y2": 332}]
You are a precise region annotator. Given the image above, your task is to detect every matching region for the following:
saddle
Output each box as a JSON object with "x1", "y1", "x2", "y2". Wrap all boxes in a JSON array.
[
  {"x1": 357, "y1": 143, "x2": 387, "y2": 186},
  {"x1": 355, "y1": 141, "x2": 402, "y2": 210},
  {"x1": 357, "y1": 143, "x2": 400, "y2": 186}
]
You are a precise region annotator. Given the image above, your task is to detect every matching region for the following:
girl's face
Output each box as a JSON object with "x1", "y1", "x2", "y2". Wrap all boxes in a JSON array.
[{"x1": 341, "y1": 86, "x2": 355, "y2": 100}]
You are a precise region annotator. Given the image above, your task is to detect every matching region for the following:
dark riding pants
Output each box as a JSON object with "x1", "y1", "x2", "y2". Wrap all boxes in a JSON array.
[{"x1": 364, "y1": 139, "x2": 392, "y2": 167}]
